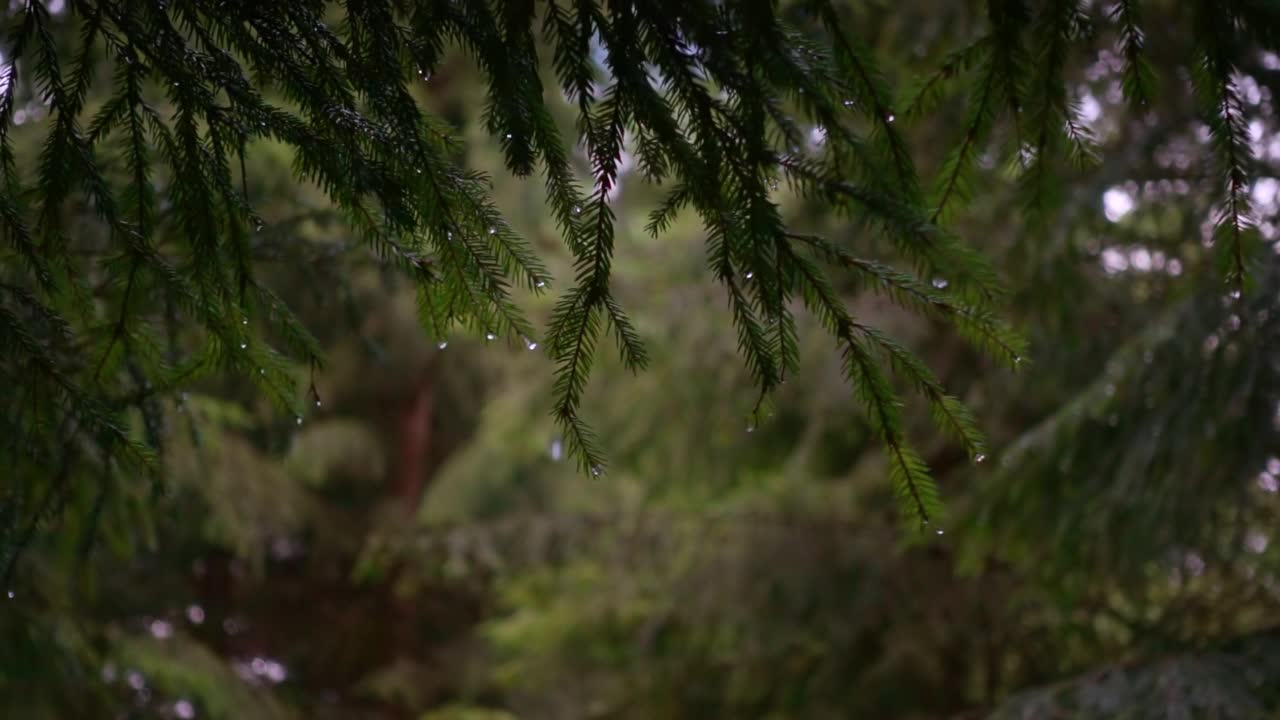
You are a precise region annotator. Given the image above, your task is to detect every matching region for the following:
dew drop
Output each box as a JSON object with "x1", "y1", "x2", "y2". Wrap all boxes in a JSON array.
[
  {"x1": 1014, "y1": 355, "x2": 1023, "y2": 366},
  {"x1": 573, "y1": 205, "x2": 582, "y2": 215},
  {"x1": 438, "y1": 341, "x2": 448, "y2": 350},
  {"x1": 535, "y1": 280, "x2": 547, "y2": 288},
  {"x1": 1229, "y1": 289, "x2": 1242, "y2": 300},
  {"x1": 6, "y1": 590, "x2": 13, "y2": 599},
  {"x1": 936, "y1": 529, "x2": 944, "y2": 535},
  {"x1": 240, "y1": 342, "x2": 248, "y2": 350},
  {"x1": 504, "y1": 133, "x2": 513, "y2": 140},
  {"x1": 550, "y1": 437, "x2": 564, "y2": 461},
  {"x1": 485, "y1": 332, "x2": 496, "y2": 341},
  {"x1": 488, "y1": 226, "x2": 497, "y2": 235},
  {"x1": 295, "y1": 416, "x2": 302, "y2": 426},
  {"x1": 525, "y1": 338, "x2": 539, "y2": 351},
  {"x1": 315, "y1": 399, "x2": 322, "y2": 408},
  {"x1": 590, "y1": 464, "x2": 604, "y2": 477},
  {"x1": 258, "y1": 368, "x2": 265, "y2": 375},
  {"x1": 932, "y1": 277, "x2": 949, "y2": 289},
  {"x1": 745, "y1": 271, "x2": 754, "y2": 280},
  {"x1": 842, "y1": 99, "x2": 854, "y2": 107},
  {"x1": 975, "y1": 453, "x2": 986, "y2": 463},
  {"x1": 241, "y1": 318, "x2": 248, "y2": 326},
  {"x1": 886, "y1": 113, "x2": 896, "y2": 123},
  {"x1": 746, "y1": 423, "x2": 756, "y2": 433}
]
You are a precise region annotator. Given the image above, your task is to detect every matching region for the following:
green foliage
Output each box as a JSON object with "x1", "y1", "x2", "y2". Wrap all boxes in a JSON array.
[
  {"x1": 113, "y1": 632, "x2": 293, "y2": 720},
  {"x1": 4, "y1": 0, "x2": 1279, "y2": 545}
]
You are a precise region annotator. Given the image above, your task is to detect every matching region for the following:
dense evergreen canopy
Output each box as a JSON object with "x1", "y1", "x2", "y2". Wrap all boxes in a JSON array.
[{"x1": 4, "y1": 0, "x2": 1280, "y2": 718}]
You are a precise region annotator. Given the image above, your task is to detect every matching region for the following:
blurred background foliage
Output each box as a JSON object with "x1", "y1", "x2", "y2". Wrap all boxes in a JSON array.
[{"x1": 5, "y1": 0, "x2": 1280, "y2": 718}]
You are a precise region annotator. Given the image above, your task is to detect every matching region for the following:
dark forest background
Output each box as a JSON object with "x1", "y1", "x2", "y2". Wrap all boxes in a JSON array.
[{"x1": 4, "y1": 1, "x2": 1280, "y2": 718}]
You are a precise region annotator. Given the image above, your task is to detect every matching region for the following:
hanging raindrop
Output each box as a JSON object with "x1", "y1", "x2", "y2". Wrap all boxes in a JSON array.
[
  {"x1": 975, "y1": 453, "x2": 986, "y2": 463},
  {"x1": 886, "y1": 113, "x2": 896, "y2": 123},
  {"x1": 936, "y1": 529, "x2": 944, "y2": 535},
  {"x1": 240, "y1": 342, "x2": 248, "y2": 350},
  {"x1": 932, "y1": 277, "x2": 948, "y2": 289},
  {"x1": 295, "y1": 416, "x2": 302, "y2": 426},
  {"x1": 550, "y1": 437, "x2": 564, "y2": 461},
  {"x1": 843, "y1": 99, "x2": 854, "y2": 107},
  {"x1": 485, "y1": 332, "x2": 496, "y2": 341},
  {"x1": 488, "y1": 226, "x2": 497, "y2": 235},
  {"x1": 438, "y1": 341, "x2": 448, "y2": 350},
  {"x1": 745, "y1": 271, "x2": 754, "y2": 280},
  {"x1": 573, "y1": 205, "x2": 582, "y2": 215},
  {"x1": 525, "y1": 338, "x2": 539, "y2": 351},
  {"x1": 536, "y1": 280, "x2": 547, "y2": 288},
  {"x1": 590, "y1": 464, "x2": 604, "y2": 477}
]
